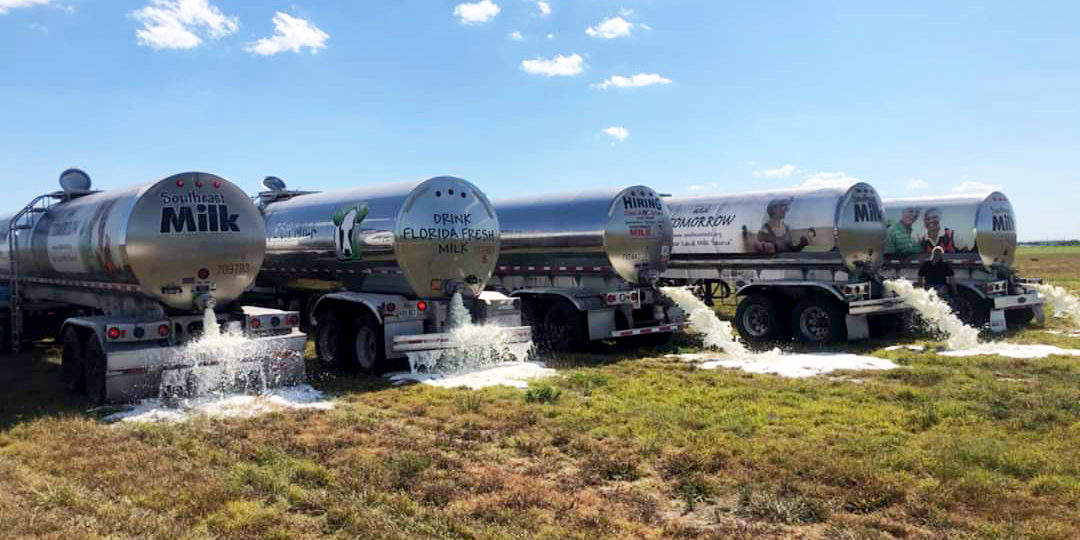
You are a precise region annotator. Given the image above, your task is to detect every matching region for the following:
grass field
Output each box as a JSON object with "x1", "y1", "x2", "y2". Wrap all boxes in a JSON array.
[{"x1": 2, "y1": 247, "x2": 1079, "y2": 539}]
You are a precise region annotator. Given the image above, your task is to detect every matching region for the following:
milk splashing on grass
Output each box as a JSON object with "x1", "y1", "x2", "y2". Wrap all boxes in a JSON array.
[
  {"x1": 159, "y1": 309, "x2": 295, "y2": 399},
  {"x1": 884, "y1": 279, "x2": 980, "y2": 350},
  {"x1": 660, "y1": 286, "x2": 747, "y2": 356},
  {"x1": 405, "y1": 292, "x2": 534, "y2": 374},
  {"x1": 1031, "y1": 282, "x2": 1080, "y2": 327}
]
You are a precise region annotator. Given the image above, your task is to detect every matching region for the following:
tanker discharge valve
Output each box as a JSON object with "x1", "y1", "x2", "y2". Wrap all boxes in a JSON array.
[{"x1": 194, "y1": 293, "x2": 217, "y2": 312}]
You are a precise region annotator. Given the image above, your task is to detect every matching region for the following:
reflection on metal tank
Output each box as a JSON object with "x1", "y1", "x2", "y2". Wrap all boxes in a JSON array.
[
  {"x1": 493, "y1": 185, "x2": 673, "y2": 285},
  {"x1": 0, "y1": 172, "x2": 266, "y2": 310},
  {"x1": 883, "y1": 192, "x2": 1016, "y2": 268},
  {"x1": 666, "y1": 183, "x2": 886, "y2": 271},
  {"x1": 258, "y1": 176, "x2": 500, "y2": 299}
]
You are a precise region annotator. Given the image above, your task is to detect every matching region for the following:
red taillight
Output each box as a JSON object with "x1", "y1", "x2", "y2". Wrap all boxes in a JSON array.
[
  {"x1": 385, "y1": 303, "x2": 397, "y2": 313},
  {"x1": 158, "y1": 324, "x2": 171, "y2": 337},
  {"x1": 606, "y1": 294, "x2": 616, "y2": 303},
  {"x1": 250, "y1": 318, "x2": 262, "y2": 329},
  {"x1": 197, "y1": 268, "x2": 210, "y2": 280},
  {"x1": 176, "y1": 179, "x2": 185, "y2": 187},
  {"x1": 416, "y1": 301, "x2": 427, "y2": 312},
  {"x1": 107, "y1": 327, "x2": 121, "y2": 340},
  {"x1": 286, "y1": 314, "x2": 300, "y2": 326},
  {"x1": 212, "y1": 181, "x2": 221, "y2": 189}
]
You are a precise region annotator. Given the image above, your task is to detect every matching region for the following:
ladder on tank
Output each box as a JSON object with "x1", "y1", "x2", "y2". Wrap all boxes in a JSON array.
[{"x1": 6, "y1": 193, "x2": 63, "y2": 352}]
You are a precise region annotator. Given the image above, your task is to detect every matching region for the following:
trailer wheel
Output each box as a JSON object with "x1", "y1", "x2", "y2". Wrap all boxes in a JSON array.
[
  {"x1": 83, "y1": 335, "x2": 107, "y2": 406},
  {"x1": 541, "y1": 299, "x2": 587, "y2": 352},
  {"x1": 61, "y1": 327, "x2": 85, "y2": 393},
  {"x1": 791, "y1": 299, "x2": 846, "y2": 344},
  {"x1": 735, "y1": 295, "x2": 784, "y2": 347},
  {"x1": 351, "y1": 313, "x2": 385, "y2": 374},
  {"x1": 952, "y1": 291, "x2": 989, "y2": 327},
  {"x1": 1006, "y1": 308, "x2": 1035, "y2": 328},
  {"x1": 316, "y1": 312, "x2": 348, "y2": 368}
]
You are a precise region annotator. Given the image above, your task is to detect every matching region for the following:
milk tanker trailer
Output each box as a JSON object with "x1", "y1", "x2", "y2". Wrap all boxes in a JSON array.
[
  {"x1": 662, "y1": 183, "x2": 908, "y2": 345},
  {"x1": 0, "y1": 170, "x2": 305, "y2": 404},
  {"x1": 247, "y1": 176, "x2": 531, "y2": 372},
  {"x1": 488, "y1": 186, "x2": 687, "y2": 351},
  {"x1": 882, "y1": 192, "x2": 1043, "y2": 331}
]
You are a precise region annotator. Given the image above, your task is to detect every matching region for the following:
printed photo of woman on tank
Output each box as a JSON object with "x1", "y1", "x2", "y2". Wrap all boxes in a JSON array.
[{"x1": 755, "y1": 197, "x2": 810, "y2": 254}]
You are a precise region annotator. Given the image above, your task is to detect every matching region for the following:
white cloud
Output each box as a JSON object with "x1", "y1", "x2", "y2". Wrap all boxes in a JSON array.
[
  {"x1": 28, "y1": 21, "x2": 47, "y2": 32},
  {"x1": 521, "y1": 53, "x2": 584, "y2": 76},
  {"x1": 796, "y1": 171, "x2": 860, "y2": 188},
  {"x1": 753, "y1": 164, "x2": 799, "y2": 178},
  {"x1": 454, "y1": 0, "x2": 499, "y2": 24},
  {"x1": 619, "y1": 8, "x2": 634, "y2": 17},
  {"x1": 592, "y1": 72, "x2": 671, "y2": 89},
  {"x1": 131, "y1": 0, "x2": 238, "y2": 50},
  {"x1": 507, "y1": 30, "x2": 523, "y2": 41},
  {"x1": 603, "y1": 126, "x2": 629, "y2": 142},
  {"x1": 906, "y1": 179, "x2": 928, "y2": 189},
  {"x1": 687, "y1": 183, "x2": 719, "y2": 191},
  {"x1": 546, "y1": 33, "x2": 554, "y2": 39},
  {"x1": 537, "y1": 1, "x2": 550, "y2": 16},
  {"x1": 952, "y1": 181, "x2": 1001, "y2": 193},
  {"x1": 586, "y1": 16, "x2": 633, "y2": 39},
  {"x1": 639, "y1": 23, "x2": 652, "y2": 31},
  {"x1": 245, "y1": 12, "x2": 328, "y2": 56},
  {"x1": 0, "y1": 0, "x2": 50, "y2": 14}
]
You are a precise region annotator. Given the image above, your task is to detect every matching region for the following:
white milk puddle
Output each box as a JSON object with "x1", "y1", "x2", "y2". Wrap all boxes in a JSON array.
[
  {"x1": 1032, "y1": 283, "x2": 1080, "y2": 327},
  {"x1": 104, "y1": 385, "x2": 333, "y2": 423},
  {"x1": 884, "y1": 279, "x2": 980, "y2": 349},
  {"x1": 668, "y1": 352, "x2": 898, "y2": 378},
  {"x1": 388, "y1": 361, "x2": 556, "y2": 389},
  {"x1": 941, "y1": 344, "x2": 1080, "y2": 359},
  {"x1": 885, "y1": 344, "x2": 927, "y2": 352}
]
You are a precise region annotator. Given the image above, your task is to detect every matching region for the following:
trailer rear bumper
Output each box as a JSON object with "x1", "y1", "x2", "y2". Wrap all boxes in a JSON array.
[
  {"x1": 104, "y1": 330, "x2": 307, "y2": 403},
  {"x1": 992, "y1": 292, "x2": 1042, "y2": 311},
  {"x1": 391, "y1": 326, "x2": 533, "y2": 353},
  {"x1": 610, "y1": 322, "x2": 688, "y2": 339},
  {"x1": 848, "y1": 297, "x2": 909, "y2": 316}
]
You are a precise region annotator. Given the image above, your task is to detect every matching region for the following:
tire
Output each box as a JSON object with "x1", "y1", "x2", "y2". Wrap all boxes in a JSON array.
[
  {"x1": 541, "y1": 299, "x2": 588, "y2": 353},
  {"x1": 83, "y1": 335, "x2": 107, "y2": 406},
  {"x1": 1006, "y1": 308, "x2": 1035, "y2": 328},
  {"x1": 61, "y1": 326, "x2": 85, "y2": 393},
  {"x1": 734, "y1": 295, "x2": 784, "y2": 348},
  {"x1": 951, "y1": 291, "x2": 989, "y2": 328},
  {"x1": 315, "y1": 311, "x2": 348, "y2": 368},
  {"x1": 350, "y1": 312, "x2": 385, "y2": 374},
  {"x1": 791, "y1": 298, "x2": 847, "y2": 344}
]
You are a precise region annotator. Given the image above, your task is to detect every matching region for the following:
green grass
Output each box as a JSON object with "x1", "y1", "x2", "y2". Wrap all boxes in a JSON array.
[{"x1": 2, "y1": 255, "x2": 1080, "y2": 538}]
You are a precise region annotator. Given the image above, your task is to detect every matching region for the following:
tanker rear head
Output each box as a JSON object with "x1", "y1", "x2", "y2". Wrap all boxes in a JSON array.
[
  {"x1": 393, "y1": 176, "x2": 501, "y2": 299},
  {"x1": 127, "y1": 172, "x2": 266, "y2": 312}
]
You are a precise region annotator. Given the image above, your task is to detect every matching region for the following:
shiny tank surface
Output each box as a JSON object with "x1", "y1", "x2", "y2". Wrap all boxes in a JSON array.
[
  {"x1": 259, "y1": 176, "x2": 500, "y2": 299},
  {"x1": 666, "y1": 183, "x2": 886, "y2": 271},
  {"x1": 0, "y1": 172, "x2": 266, "y2": 311},
  {"x1": 883, "y1": 192, "x2": 1016, "y2": 268},
  {"x1": 494, "y1": 185, "x2": 673, "y2": 285}
]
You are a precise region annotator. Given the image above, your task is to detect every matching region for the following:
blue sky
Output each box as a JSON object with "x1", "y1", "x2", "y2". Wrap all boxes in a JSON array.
[{"x1": 3, "y1": 0, "x2": 1079, "y2": 240}]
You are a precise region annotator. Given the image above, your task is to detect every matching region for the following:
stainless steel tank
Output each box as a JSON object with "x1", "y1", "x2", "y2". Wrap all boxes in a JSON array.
[
  {"x1": 883, "y1": 192, "x2": 1016, "y2": 268},
  {"x1": 493, "y1": 185, "x2": 673, "y2": 285},
  {"x1": 258, "y1": 176, "x2": 500, "y2": 299},
  {"x1": 666, "y1": 183, "x2": 886, "y2": 271},
  {"x1": 0, "y1": 172, "x2": 266, "y2": 311}
]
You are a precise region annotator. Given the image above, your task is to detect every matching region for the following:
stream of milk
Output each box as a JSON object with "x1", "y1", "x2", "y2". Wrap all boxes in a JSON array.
[
  {"x1": 882, "y1": 279, "x2": 980, "y2": 350},
  {"x1": 402, "y1": 292, "x2": 535, "y2": 375},
  {"x1": 1031, "y1": 282, "x2": 1080, "y2": 327}
]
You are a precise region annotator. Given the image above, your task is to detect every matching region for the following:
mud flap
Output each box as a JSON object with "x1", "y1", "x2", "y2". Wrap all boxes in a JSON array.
[
  {"x1": 845, "y1": 314, "x2": 869, "y2": 341},
  {"x1": 1034, "y1": 306, "x2": 1046, "y2": 324},
  {"x1": 989, "y1": 309, "x2": 1007, "y2": 333}
]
